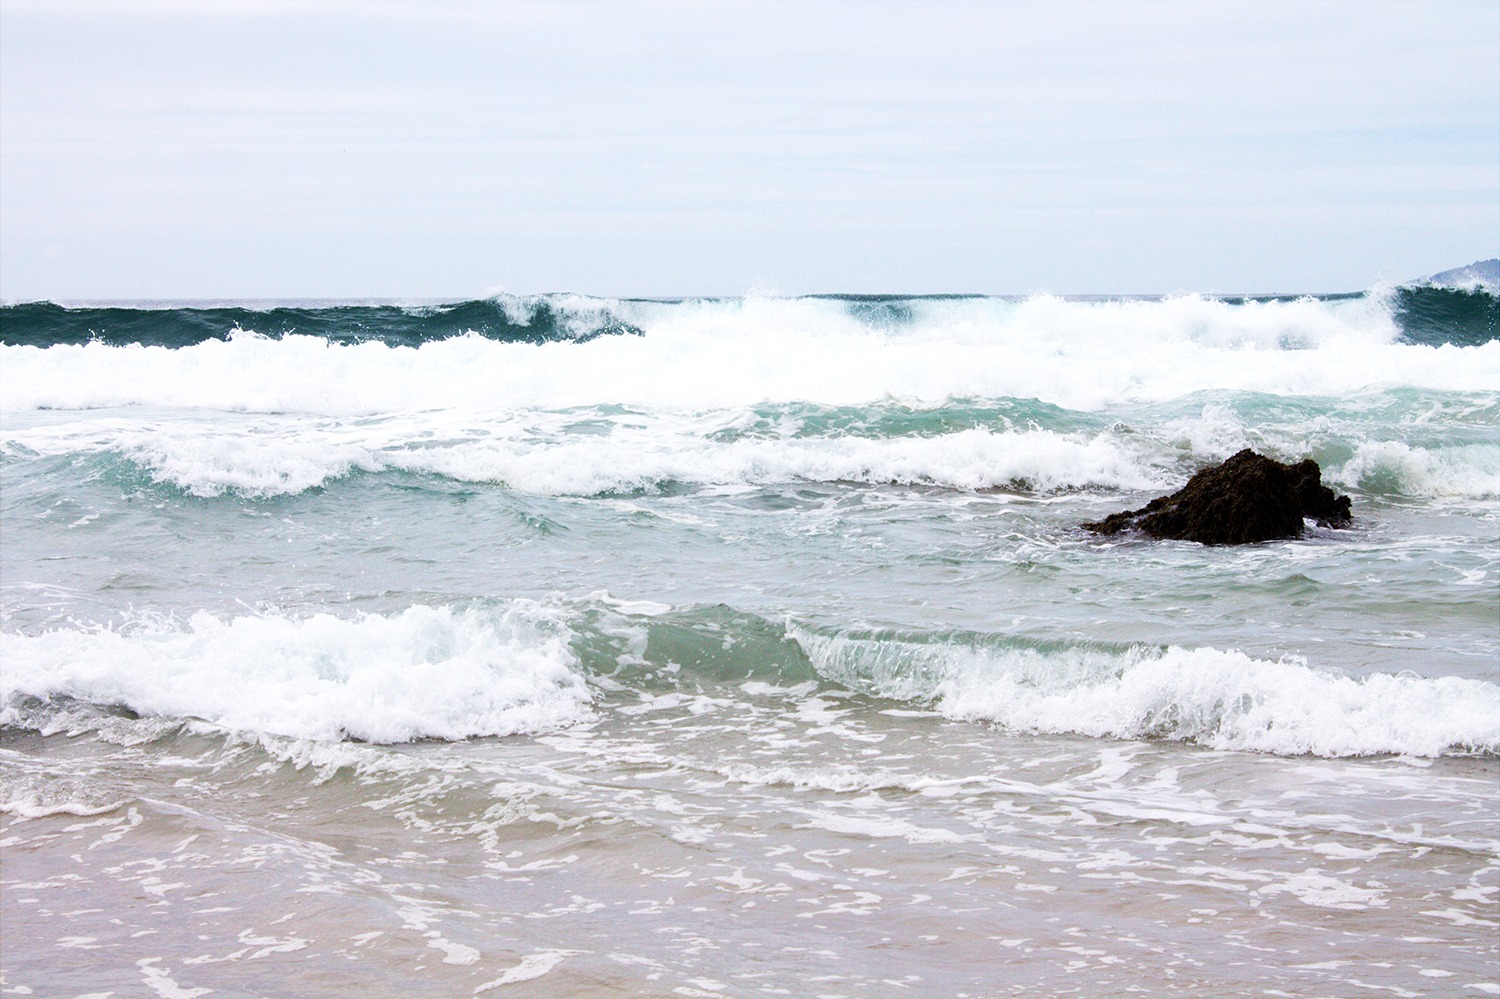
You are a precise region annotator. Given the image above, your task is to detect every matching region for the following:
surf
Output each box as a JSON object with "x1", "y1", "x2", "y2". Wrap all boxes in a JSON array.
[{"x1": 4, "y1": 598, "x2": 1496, "y2": 758}]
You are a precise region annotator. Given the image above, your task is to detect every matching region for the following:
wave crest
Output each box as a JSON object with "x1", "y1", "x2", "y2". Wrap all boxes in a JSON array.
[
  {"x1": 5, "y1": 292, "x2": 1497, "y2": 416},
  {"x1": 0, "y1": 602, "x2": 593, "y2": 743},
  {"x1": 794, "y1": 627, "x2": 1500, "y2": 758},
  {"x1": 6, "y1": 600, "x2": 1496, "y2": 758}
]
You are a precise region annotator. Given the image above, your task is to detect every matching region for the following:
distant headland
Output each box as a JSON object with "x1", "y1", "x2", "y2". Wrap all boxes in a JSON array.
[{"x1": 1420, "y1": 259, "x2": 1500, "y2": 288}]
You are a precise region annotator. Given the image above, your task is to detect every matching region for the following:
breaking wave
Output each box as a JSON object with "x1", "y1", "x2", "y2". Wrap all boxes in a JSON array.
[
  {"x1": 795, "y1": 625, "x2": 1500, "y2": 758},
  {"x1": 3, "y1": 291, "x2": 1497, "y2": 418},
  {"x1": 4, "y1": 600, "x2": 1495, "y2": 758},
  {"x1": 0, "y1": 601, "x2": 593, "y2": 743},
  {"x1": 3, "y1": 283, "x2": 1495, "y2": 352}
]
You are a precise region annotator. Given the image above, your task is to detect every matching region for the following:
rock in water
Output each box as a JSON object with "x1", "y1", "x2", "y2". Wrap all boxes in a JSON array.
[{"x1": 1084, "y1": 449, "x2": 1352, "y2": 545}]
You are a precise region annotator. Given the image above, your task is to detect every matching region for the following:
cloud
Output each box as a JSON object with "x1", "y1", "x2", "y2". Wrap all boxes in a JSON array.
[{"x1": 2, "y1": 0, "x2": 1496, "y2": 297}]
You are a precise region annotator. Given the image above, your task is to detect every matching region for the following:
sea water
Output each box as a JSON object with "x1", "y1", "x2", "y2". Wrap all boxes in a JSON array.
[{"x1": 1, "y1": 284, "x2": 1497, "y2": 996}]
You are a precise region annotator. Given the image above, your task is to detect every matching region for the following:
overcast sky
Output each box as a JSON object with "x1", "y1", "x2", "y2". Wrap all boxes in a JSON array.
[{"x1": 2, "y1": 0, "x2": 1496, "y2": 299}]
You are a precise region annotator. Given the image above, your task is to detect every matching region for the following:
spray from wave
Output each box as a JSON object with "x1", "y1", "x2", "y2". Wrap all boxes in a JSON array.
[
  {"x1": 3, "y1": 291, "x2": 1497, "y2": 419},
  {"x1": 2, "y1": 282, "x2": 1495, "y2": 350},
  {"x1": 0, "y1": 601, "x2": 593, "y2": 743},
  {"x1": 793, "y1": 625, "x2": 1500, "y2": 758}
]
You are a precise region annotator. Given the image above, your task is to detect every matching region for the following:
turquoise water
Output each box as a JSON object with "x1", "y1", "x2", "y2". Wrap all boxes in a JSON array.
[{"x1": 2, "y1": 288, "x2": 1497, "y2": 996}]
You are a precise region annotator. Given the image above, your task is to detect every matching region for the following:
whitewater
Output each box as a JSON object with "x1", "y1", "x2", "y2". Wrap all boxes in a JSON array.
[{"x1": 2, "y1": 284, "x2": 1497, "y2": 997}]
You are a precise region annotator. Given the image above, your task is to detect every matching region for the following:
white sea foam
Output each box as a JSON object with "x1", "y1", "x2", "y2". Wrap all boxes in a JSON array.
[
  {"x1": 473, "y1": 950, "x2": 578, "y2": 992},
  {"x1": 5, "y1": 292, "x2": 1495, "y2": 500},
  {"x1": 1154, "y1": 406, "x2": 1500, "y2": 500},
  {"x1": 2, "y1": 294, "x2": 1495, "y2": 416},
  {"x1": 0, "y1": 408, "x2": 1170, "y2": 497},
  {"x1": 0, "y1": 779, "x2": 125, "y2": 819},
  {"x1": 0, "y1": 748, "x2": 130, "y2": 817},
  {"x1": 0, "y1": 796, "x2": 124, "y2": 819},
  {"x1": 0, "y1": 601, "x2": 593, "y2": 743},
  {"x1": 9, "y1": 400, "x2": 1495, "y2": 500},
  {"x1": 796, "y1": 630, "x2": 1500, "y2": 758},
  {"x1": 1330, "y1": 440, "x2": 1500, "y2": 499},
  {"x1": 119, "y1": 428, "x2": 383, "y2": 496},
  {"x1": 393, "y1": 426, "x2": 1164, "y2": 496},
  {"x1": 14, "y1": 597, "x2": 1493, "y2": 758}
]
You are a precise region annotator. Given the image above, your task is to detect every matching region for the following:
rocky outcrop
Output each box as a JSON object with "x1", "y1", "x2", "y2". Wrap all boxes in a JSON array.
[{"x1": 1084, "y1": 449, "x2": 1351, "y2": 545}]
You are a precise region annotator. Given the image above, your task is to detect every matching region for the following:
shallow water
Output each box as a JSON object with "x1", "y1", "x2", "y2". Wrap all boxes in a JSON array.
[{"x1": 4, "y1": 715, "x2": 1496, "y2": 997}]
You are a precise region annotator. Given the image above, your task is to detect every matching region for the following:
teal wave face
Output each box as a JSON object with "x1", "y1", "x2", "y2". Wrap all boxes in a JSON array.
[
  {"x1": 0, "y1": 299, "x2": 644, "y2": 348},
  {"x1": 572, "y1": 603, "x2": 821, "y2": 690},
  {"x1": 5, "y1": 286, "x2": 1496, "y2": 349},
  {"x1": 1391, "y1": 285, "x2": 1500, "y2": 347}
]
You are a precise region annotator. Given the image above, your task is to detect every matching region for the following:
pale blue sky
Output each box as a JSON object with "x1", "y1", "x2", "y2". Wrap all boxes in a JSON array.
[{"x1": 2, "y1": 0, "x2": 1497, "y2": 298}]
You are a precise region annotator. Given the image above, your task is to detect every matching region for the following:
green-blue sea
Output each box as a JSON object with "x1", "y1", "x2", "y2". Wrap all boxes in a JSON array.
[{"x1": 3, "y1": 282, "x2": 1497, "y2": 996}]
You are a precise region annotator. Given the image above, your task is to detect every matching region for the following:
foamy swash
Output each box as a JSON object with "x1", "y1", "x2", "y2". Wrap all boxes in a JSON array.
[{"x1": 2, "y1": 600, "x2": 1496, "y2": 758}]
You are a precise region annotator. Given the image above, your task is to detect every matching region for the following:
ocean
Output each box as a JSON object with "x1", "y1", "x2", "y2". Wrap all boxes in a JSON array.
[{"x1": 2, "y1": 282, "x2": 1497, "y2": 997}]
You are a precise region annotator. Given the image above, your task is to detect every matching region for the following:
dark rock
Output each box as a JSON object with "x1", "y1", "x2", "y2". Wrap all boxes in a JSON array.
[{"x1": 1084, "y1": 449, "x2": 1351, "y2": 545}]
